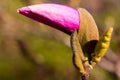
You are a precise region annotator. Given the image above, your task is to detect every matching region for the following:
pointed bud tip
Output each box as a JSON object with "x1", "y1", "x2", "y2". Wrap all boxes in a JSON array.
[{"x1": 17, "y1": 7, "x2": 31, "y2": 15}]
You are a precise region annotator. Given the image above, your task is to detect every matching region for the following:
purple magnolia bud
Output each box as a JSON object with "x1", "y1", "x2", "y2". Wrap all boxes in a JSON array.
[{"x1": 18, "y1": 4, "x2": 80, "y2": 35}]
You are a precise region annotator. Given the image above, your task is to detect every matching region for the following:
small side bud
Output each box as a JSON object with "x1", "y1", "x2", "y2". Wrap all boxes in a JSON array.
[{"x1": 91, "y1": 27, "x2": 113, "y2": 66}]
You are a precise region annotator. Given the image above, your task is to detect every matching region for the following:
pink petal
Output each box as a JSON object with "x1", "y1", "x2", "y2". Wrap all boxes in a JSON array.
[{"x1": 18, "y1": 4, "x2": 80, "y2": 35}]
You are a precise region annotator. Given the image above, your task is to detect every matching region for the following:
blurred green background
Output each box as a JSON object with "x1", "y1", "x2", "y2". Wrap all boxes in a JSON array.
[{"x1": 0, "y1": 0, "x2": 120, "y2": 80}]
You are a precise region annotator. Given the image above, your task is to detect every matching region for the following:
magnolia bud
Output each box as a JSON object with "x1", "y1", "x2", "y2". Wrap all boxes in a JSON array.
[{"x1": 18, "y1": 3, "x2": 80, "y2": 35}]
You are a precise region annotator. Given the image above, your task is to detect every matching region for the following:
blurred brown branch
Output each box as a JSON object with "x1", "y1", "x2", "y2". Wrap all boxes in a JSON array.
[
  {"x1": 98, "y1": 49, "x2": 120, "y2": 80},
  {"x1": 69, "y1": 0, "x2": 81, "y2": 7},
  {"x1": 16, "y1": 38, "x2": 56, "y2": 79},
  {"x1": 16, "y1": 38, "x2": 42, "y2": 66}
]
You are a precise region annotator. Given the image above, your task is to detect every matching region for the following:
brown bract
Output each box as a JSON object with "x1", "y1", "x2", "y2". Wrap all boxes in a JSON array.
[{"x1": 77, "y1": 8, "x2": 99, "y2": 58}]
